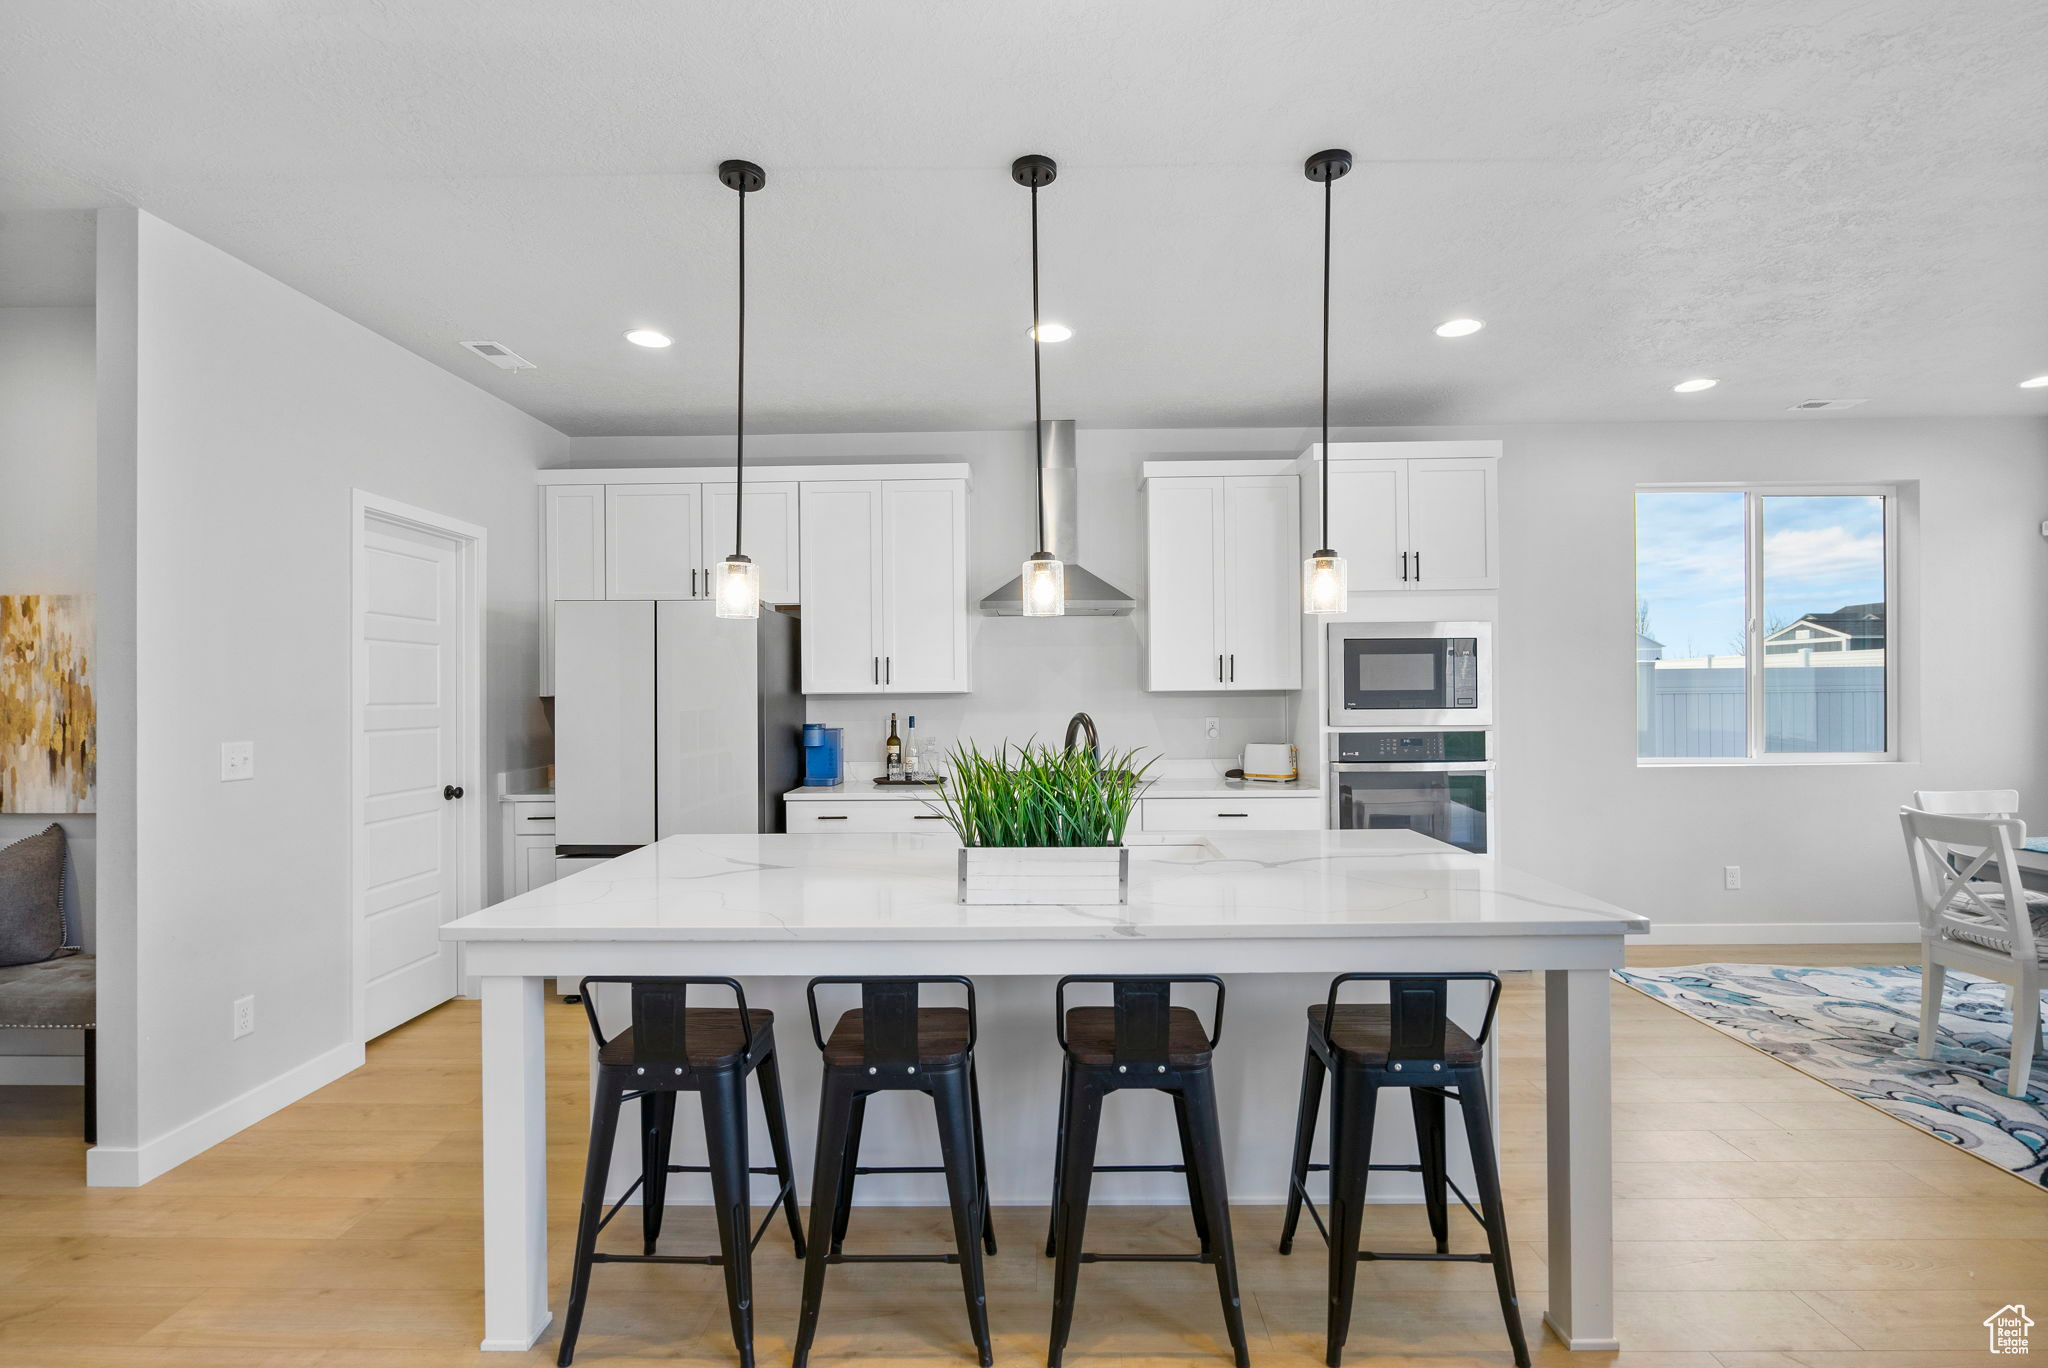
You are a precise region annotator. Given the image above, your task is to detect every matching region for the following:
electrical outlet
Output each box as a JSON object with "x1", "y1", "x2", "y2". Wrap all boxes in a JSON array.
[
  {"x1": 1205, "y1": 717, "x2": 1220, "y2": 740},
  {"x1": 220, "y1": 741, "x2": 255, "y2": 782},
  {"x1": 1723, "y1": 865, "x2": 1742, "y2": 890},
  {"x1": 232, "y1": 995, "x2": 256, "y2": 1039}
]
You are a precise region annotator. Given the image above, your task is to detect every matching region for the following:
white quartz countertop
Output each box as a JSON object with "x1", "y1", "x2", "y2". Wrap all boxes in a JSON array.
[
  {"x1": 785, "y1": 776, "x2": 1318, "y2": 802},
  {"x1": 442, "y1": 830, "x2": 1648, "y2": 944}
]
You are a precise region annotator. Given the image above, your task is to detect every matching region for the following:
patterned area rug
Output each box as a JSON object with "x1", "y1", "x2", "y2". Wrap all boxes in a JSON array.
[{"x1": 1614, "y1": 964, "x2": 2048, "y2": 1187}]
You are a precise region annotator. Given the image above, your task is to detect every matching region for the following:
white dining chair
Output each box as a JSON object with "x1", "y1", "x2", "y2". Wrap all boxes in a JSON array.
[
  {"x1": 1912, "y1": 789, "x2": 2021, "y2": 819},
  {"x1": 1899, "y1": 806, "x2": 2045, "y2": 1098}
]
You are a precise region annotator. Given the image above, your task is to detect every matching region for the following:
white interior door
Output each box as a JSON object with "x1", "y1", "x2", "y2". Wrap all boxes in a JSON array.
[{"x1": 356, "y1": 514, "x2": 473, "y2": 1040}]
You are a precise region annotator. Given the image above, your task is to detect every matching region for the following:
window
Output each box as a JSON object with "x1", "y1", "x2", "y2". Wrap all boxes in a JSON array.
[{"x1": 1636, "y1": 486, "x2": 1894, "y2": 763}]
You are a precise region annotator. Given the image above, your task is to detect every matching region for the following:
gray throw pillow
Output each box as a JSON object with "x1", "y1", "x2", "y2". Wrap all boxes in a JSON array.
[{"x1": 0, "y1": 825, "x2": 68, "y2": 968}]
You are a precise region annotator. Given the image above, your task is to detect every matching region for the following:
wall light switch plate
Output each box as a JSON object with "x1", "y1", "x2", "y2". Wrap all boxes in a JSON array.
[{"x1": 220, "y1": 741, "x2": 255, "y2": 782}]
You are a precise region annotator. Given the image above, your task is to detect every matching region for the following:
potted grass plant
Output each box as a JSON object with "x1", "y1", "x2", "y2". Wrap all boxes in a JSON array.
[{"x1": 930, "y1": 740, "x2": 1152, "y2": 905}]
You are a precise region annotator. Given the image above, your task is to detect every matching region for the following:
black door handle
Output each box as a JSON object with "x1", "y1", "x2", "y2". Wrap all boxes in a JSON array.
[{"x1": 443, "y1": 785, "x2": 464, "y2": 800}]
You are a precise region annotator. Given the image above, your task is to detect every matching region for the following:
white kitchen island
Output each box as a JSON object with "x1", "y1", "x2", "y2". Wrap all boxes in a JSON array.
[{"x1": 444, "y1": 829, "x2": 1648, "y2": 1354}]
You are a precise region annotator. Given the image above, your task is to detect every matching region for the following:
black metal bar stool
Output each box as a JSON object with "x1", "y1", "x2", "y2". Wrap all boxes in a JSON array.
[
  {"x1": 1277, "y1": 972, "x2": 1528, "y2": 1368},
  {"x1": 793, "y1": 976, "x2": 997, "y2": 1368},
  {"x1": 1044, "y1": 975, "x2": 1249, "y2": 1368},
  {"x1": 557, "y1": 977, "x2": 806, "y2": 1368}
]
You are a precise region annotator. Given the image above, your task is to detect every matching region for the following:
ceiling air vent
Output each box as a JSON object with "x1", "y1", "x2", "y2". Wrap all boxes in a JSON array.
[
  {"x1": 460, "y1": 340, "x2": 536, "y2": 371},
  {"x1": 1789, "y1": 398, "x2": 1865, "y2": 411}
]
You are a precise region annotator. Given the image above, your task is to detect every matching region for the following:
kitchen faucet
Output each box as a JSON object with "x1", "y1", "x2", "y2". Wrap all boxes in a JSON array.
[{"x1": 1063, "y1": 712, "x2": 1099, "y2": 761}]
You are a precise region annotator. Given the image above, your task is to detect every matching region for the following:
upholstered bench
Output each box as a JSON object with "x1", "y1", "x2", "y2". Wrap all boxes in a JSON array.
[{"x1": 0, "y1": 952, "x2": 95, "y2": 1141}]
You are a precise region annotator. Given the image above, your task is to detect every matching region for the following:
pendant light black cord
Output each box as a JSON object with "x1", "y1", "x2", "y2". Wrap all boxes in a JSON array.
[
  {"x1": 1030, "y1": 182, "x2": 1044, "y2": 552},
  {"x1": 734, "y1": 182, "x2": 746, "y2": 558},
  {"x1": 1319, "y1": 169, "x2": 1332, "y2": 553}
]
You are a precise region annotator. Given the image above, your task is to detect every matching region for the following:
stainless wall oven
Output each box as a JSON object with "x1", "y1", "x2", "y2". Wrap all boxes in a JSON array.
[
  {"x1": 1329, "y1": 730, "x2": 1491, "y2": 855},
  {"x1": 1326, "y1": 620, "x2": 1492, "y2": 727}
]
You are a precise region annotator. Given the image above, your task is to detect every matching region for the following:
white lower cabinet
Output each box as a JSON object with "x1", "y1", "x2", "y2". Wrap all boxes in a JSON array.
[
  {"x1": 1140, "y1": 798, "x2": 1323, "y2": 833},
  {"x1": 500, "y1": 799, "x2": 557, "y2": 899},
  {"x1": 786, "y1": 800, "x2": 956, "y2": 835}
]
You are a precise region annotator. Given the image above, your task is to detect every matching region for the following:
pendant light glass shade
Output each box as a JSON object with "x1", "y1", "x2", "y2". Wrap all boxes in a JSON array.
[
  {"x1": 1303, "y1": 549, "x2": 1348, "y2": 614},
  {"x1": 713, "y1": 553, "x2": 760, "y2": 619},
  {"x1": 1021, "y1": 551, "x2": 1065, "y2": 618}
]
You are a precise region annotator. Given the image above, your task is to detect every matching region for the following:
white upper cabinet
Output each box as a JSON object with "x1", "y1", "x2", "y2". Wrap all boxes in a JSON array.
[
  {"x1": 1404, "y1": 458, "x2": 1497, "y2": 589},
  {"x1": 1145, "y1": 478, "x2": 1226, "y2": 689},
  {"x1": 703, "y1": 480, "x2": 799, "y2": 606},
  {"x1": 798, "y1": 478, "x2": 969, "y2": 694},
  {"x1": 1316, "y1": 443, "x2": 1499, "y2": 592},
  {"x1": 879, "y1": 480, "x2": 970, "y2": 693},
  {"x1": 798, "y1": 481, "x2": 884, "y2": 693},
  {"x1": 540, "y1": 484, "x2": 605, "y2": 694},
  {"x1": 1144, "y1": 471, "x2": 1301, "y2": 692},
  {"x1": 606, "y1": 483, "x2": 704, "y2": 600}
]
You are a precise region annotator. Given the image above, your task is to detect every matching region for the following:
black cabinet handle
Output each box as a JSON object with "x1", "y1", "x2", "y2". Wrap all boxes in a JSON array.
[
  {"x1": 1400, "y1": 551, "x2": 1409, "y2": 582},
  {"x1": 524, "y1": 815, "x2": 550, "y2": 822},
  {"x1": 1228, "y1": 654, "x2": 1235, "y2": 683},
  {"x1": 815, "y1": 814, "x2": 849, "y2": 821},
  {"x1": 1217, "y1": 812, "x2": 1249, "y2": 818},
  {"x1": 1216, "y1": 654, "x2": 1224, "y2": 682},
  {"x1": 913, "y1": 814, "x2": 945, "y2": 821},
  {"x1": 1413, "y1": 551, "x2": 1421, "y2": 582},
  {"x1": 691, "y1": 568, "x2": 698, "y2": 596},
  {"x1": 873, "y1": 656, "x2": 879, "y2": 684},
  {"x1": 886, "y1": 656, "x2": 892, "y2": 685},
  {"x1": 443, "y1": 784, "x2": 464, "y2": 801}
]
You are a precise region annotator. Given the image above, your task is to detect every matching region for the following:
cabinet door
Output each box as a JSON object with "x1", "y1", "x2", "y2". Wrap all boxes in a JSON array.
[
  {"x1": 606, "y1": 484, "x2": 702, "y2": 600},
  {"x1": 798, "y1": 481, "x2": 884, "y2": 693},
  {"x1": 879, "y1": 480, "x2": 969, "y2": 692},
  {"x1": 541, "y1": 484, "x2": 605, "y2": 694},
  {"x1": 1405, "y1": 458, "x2": 1497, "y2": 589},
  {"x1": 1221, "y1": 475, "x2": 1301, "y2": 689},
  {"x1": 1324, "y1": 461, "x2": 1409, "y2": 591},
  {"x1": 516, "y1": 836, "x2": 558, "y2": 894},
  {"x1": 703, "y1": 480, "x2": 800, "y2": 606},
  {"x1": 1144, "y1": 477, "x2": 1227, "y2": 690}
]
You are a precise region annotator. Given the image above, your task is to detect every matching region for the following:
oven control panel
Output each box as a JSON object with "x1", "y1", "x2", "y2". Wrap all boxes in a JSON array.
[{"x1": 1333, "y1": 730, "x2": 1489, "y2": 763}]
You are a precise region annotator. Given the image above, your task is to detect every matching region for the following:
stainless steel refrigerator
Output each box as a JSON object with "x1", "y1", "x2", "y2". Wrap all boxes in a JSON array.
[{"x1": 553, "y1": 600, "x2": 802, "y2": 856}]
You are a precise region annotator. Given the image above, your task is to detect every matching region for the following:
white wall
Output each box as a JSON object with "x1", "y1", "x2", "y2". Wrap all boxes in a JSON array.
[
  {"x1": 570, "y1": 415, "x2": 2048, "y2": 940},
  {"x1": 0, "y1": 305, "x2": 97, "y2": 1073},
  {"x1": 93, "y1": 210, "x2": 567, "y2": 1184}
]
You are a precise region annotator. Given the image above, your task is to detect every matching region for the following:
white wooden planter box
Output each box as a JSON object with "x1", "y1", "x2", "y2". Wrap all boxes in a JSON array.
[{"x1": 956, "y1": 846, "x2": 1130, "y2": 905}]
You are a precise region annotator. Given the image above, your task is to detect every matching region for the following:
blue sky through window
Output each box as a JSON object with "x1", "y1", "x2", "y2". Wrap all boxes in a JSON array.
[{"x1": 1636, "y1": 493, "x2": 1884, "y2": 658}]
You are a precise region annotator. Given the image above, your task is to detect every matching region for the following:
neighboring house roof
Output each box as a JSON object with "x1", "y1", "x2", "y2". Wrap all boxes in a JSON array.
[{"x1": 1765, "y1": 601, "x2": 1886, "y2": 649}]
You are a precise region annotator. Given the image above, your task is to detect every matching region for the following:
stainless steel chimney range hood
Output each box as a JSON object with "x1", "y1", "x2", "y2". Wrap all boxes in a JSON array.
[{"x1": 979, "y1": 419, "x2": 1135, "y2": 616}]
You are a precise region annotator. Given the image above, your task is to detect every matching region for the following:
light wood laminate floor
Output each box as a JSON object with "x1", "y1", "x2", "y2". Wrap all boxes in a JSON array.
[{"x1": 1, "y1": 945, "x2": 2042, "y2": 1367}]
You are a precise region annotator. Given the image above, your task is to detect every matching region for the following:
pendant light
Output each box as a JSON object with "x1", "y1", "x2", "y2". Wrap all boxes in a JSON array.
[
  {"x1": 713, "y1": 158, "x2": 766, "y2": 619},
  {"x1": 1303, "y1": 148, "x2": 1353, "y2": 615},
  {"x1": 1014, "y1": 153, "x2": 1065, "y2": 617}
]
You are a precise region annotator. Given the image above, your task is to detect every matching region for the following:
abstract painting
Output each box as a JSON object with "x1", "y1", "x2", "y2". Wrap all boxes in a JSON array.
[{"x1": 0, "y1": 595, "x2": 96, "y2": 813}]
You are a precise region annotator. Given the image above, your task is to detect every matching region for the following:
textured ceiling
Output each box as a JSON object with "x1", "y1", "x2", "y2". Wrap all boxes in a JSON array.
[{"x1": 3, "y1": 1, "x2": 2044, "y2": 435}]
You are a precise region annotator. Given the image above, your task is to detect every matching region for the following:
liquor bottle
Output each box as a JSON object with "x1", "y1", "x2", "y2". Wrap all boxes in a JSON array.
[
  {"x1": 903, "y1": 715, "x2": 920, "y2": 778},
  {"x1": 886, "y1": 713, "x2": 902, "y2": 780}
]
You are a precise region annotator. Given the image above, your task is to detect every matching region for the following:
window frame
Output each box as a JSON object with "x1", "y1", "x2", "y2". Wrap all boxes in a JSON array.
[{"x1": 1636, "y1": 482, "x2": 1899, "y2": 767}]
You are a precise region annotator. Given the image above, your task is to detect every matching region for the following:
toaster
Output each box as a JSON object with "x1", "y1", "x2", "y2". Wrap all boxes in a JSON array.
[{"x1": 1241, "y1": 743, "x2": 1299, "y2": 783}]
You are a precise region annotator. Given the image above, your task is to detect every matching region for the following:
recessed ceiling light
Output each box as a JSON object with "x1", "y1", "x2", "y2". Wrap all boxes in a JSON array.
[
  {"x1": 624, "y1": 329, "x2": 672, "y2": 348},
  {"x1": 1434, "y1": 318, "x2": 1484, "y2": 338},
  {"x1": 1673, "y1": 377, "x2": 1718, "y2": 393},
  {"x1": 1029, "y1": 322, "x2": 1073, "y2": 343},
  {"x1": 2021, "y1": 375, "x2": 2048, "y2": 389}
]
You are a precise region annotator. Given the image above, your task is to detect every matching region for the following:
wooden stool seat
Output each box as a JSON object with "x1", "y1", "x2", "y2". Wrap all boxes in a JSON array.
[
  {"x1": 821, "y1": 1005, "x2": 972, "y2": 1067},
  {"x1": 1062, "y1": 1004, "x2": 1215, "y2": 1067},
  {"x1": 597, "y1": 1008, "x2": 776, "y2": 1068},
  {"x1": 1307, "y1": 1002, "x2": 1484, "y2": 1066}
]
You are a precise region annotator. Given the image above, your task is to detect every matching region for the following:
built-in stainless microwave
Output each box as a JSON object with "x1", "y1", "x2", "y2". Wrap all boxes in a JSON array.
[{"x1": 1326, "y1": 621, "x2": 1493, "y2": 727}]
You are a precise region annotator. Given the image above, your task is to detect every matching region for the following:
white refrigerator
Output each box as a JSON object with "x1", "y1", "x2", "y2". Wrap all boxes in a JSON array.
[{"x1": 553, "y1": 600, "x2": 803, "y2": 855}]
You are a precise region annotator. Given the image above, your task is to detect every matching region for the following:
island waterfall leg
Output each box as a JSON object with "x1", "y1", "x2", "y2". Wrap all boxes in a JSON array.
[
  {"x1": 1543, "y1": 967, "x2": 1618, "y2": 1350},
  {"x1": 481, "y1": 973, "x2": 552, "y2": 1350}
]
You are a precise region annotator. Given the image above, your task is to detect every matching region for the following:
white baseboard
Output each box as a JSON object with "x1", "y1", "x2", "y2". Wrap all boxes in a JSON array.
[
  {"x1": 86, "y1": 1039, "x2": 364, "y2": 1187},
  {"x1": 1639, "y1": 920, "x2": 1919, "y2": 946},
  {"x1": 0, "y1": 1055, "x2": 84, "y2": 1085}
]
